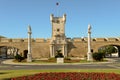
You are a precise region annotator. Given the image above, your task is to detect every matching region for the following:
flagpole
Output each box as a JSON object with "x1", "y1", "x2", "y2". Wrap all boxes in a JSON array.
[{"x1": 56, "y1": 2, "x2": 59, "y2": 17}]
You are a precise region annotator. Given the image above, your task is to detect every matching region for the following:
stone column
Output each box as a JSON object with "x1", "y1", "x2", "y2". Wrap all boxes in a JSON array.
[
  {"x1": 62, "y1": 44, "x2": 67, "y2": 57},
  {"x1": 65, "y1": 44, "x2": 67, "y2": 57},
  {"x1": 52, "y1": 45, "x2": 55, "y2": 57},
  {"x1": 27, "y1": 25, "x2": 32, "y2": 62},
  {"x1": 50, "y1": 44, "x2": 55, "y2": 58},
  {"x1": 50, "y1": 45, "x2": 53, "y2": 57},
  {"x1": 87, "y1": 24, "x2": 93, "y2": 61},
  {"x1": 62, "y1": 45, "x2": 65, "y2": 57}
]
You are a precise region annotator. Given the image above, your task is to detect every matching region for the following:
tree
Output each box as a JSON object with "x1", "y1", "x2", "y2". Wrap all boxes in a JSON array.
[{"x1": 98, "y1": 45, "x2": 117, "y2": 57}]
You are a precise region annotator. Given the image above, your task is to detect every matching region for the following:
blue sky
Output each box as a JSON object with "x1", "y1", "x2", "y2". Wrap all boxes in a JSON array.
[{"x1": 0, "y1": 0, "x2": 120, "y2": 38}]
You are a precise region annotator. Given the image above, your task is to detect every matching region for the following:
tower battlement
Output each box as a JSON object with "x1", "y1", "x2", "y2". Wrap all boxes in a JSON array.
[{"x1": 50, "y1": 14, "x2": 66, "y2": 23}]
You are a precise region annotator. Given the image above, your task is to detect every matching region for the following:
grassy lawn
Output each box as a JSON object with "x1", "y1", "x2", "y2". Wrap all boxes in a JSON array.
[
  {"x1": 13, "y1": 58, "x2": 108, "y2": 63},
  {"x1": 0, "y1": 69, "x2": 120, "y2": 80}
]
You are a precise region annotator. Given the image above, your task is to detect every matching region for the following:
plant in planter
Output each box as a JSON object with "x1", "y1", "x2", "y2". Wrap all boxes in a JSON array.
[
  {"x1": 55, "y1": 50, "x2": 64, "y2": 63},
  {"x1": 14, "y1": 54, "x2": 24, "y2": 62},
  {"x1": 55, "y1": 50, "x2": 64, "y2": 58}
]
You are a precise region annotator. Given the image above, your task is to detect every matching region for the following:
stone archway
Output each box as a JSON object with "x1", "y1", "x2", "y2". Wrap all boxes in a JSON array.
[
  {"x1": 0, "y1": 46, "x2": 19, "y2": 59},
  {"x1": 0, "y1": 46, "x2": 7, "y2": 58},
  {"x1": 114, "y1": 45, "x2": 120, "y2": 57},
  {"x1": 98, "y1": 45, "x2": 120, "y2": 58}
]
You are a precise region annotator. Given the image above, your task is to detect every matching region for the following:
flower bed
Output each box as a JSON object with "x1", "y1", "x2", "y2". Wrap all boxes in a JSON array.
[{"x1": 11, "y1": 72, "x2": 120, "y2": 80}]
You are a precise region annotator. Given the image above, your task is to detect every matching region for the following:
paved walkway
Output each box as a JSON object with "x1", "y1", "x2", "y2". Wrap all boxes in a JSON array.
[
  {"x1": 1, "y1": 58, "x2": 115, "y2": 66},
  {"x1": 0, "y1": 58, "x2": 120, "y2": 70}
]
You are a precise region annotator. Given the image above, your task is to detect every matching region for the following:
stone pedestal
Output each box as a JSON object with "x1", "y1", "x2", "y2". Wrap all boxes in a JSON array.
[
  {"x1": 57, "y1": 58, "x2": 64, "y2": 63},
  {"x1": 87, "y1": 52, "x2": 92, "y2": 61},
  {"x1": 27, "y1": 54, "x2": 32, "y2": 62}
]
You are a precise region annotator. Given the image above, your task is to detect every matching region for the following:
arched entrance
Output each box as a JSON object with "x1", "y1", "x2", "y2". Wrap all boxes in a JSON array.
[
  {"x1": 0, "y1": 46, "x2": 19, "y2": 59},
  {"x1": 98, "y1": 45, "x2": 120, "y2": 58},
  {"x1": 0, "y1": 46, "x2": 7, "y2": 58},
  {"x1": 115, "y1": 45, "x2": 120, "y2": 57}
]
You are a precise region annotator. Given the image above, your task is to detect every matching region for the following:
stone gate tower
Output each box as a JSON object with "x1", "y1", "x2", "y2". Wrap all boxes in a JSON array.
[{"x1": 50, "y1": 14, "x2": 67, "y2": 58}]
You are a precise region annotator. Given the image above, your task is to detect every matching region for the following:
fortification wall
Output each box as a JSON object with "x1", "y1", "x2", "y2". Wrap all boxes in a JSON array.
[
  {"x1": 0, "y1": 37, "x2": 120, "y2": 58},
  {"x1": 67, "y1": 38, "x2": 120, "y2": 57},
  {"x1": 0, "y1": 38, "x2": 50, "y2": 59},
  {"x1": 31, "y1": 42, "x2": 50, "y2": 59}
]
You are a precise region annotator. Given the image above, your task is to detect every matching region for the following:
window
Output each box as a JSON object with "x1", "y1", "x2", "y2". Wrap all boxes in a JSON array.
[{"x1": 57, "y1": 29, "x2": 60, "y2": 32}]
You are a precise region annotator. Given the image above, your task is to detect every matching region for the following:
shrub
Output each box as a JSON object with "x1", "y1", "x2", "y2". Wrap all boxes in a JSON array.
[
  {"x1": 64, "y1": 57, "x2": 71, "y2": 60},
  {"x1": 92, "y1": 52, "x2": 104, "y2": 61},
  {"x1": 14, "y1": 54, "x2": 24, "y2": 62}
]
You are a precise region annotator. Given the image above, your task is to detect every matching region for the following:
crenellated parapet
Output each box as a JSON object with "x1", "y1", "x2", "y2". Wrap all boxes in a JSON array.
[
  {"x1": 0, "y1": 38, "x2": 12, "y2": 42},
  {"x1": 0, "y1": 38, "x2": 51, "y2": 43},
  {"x1": 1, "y1": 37, "x2": 120, "y2": 43},
  {"x1": 67, "y1": 37, "x2": 120, "y2": 42},
  {"x1": 93, "y1": 38, "x2": 119, "y2": 42}
]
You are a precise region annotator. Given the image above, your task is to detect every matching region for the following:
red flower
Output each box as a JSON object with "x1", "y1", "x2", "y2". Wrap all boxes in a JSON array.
[{"x1": 11, "y1": 72, "x2": 120, "y2": 80}]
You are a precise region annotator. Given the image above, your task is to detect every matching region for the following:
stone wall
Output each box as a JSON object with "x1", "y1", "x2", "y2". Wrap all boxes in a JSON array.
[{"x1": 0, "y1": 37, "x2": 120, "y2": 59}]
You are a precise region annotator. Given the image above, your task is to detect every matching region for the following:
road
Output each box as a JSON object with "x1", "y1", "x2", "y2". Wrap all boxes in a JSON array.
[{"x1": 0, "y1": 58, "x2": 120, "y2": 70}]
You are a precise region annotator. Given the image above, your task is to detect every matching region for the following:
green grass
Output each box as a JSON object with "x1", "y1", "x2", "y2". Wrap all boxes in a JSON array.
[{"x1": 0, "y1": 69, "x2": 120, "y2": 80}]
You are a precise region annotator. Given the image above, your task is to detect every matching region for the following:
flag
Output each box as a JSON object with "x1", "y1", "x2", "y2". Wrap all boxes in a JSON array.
[{"x1": 56, "y1": 2, "x2": 59, "y2": 6}]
